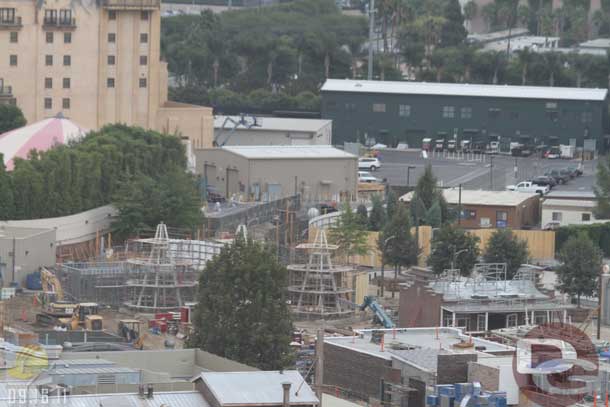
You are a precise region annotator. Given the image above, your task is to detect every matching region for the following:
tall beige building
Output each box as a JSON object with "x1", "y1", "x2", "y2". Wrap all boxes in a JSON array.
[{"x1": 0, "y1": 0, "x2": 213, "y2": 148}]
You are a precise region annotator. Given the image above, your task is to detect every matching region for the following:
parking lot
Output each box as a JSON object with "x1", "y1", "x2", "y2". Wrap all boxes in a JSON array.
[{"x1": 372, "y1": 149, "x2": 597, "y2": 192}]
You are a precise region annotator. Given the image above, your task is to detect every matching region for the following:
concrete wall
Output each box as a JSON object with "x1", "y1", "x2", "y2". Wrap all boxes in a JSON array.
[
  {"x1": 0, "y1": 227, "x2": 56, "y2": 286},
  {"x1": 215, "y1": 128, "x2": 331, "y2": 146},
  {"x1": 398, "y1": 281, "x2": 442, "y2": 328},
  {"x1": 437, "y1": 354, "x2": 477, "y2": 384}
]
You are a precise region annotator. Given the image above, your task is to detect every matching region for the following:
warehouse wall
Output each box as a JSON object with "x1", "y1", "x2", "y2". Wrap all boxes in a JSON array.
[{"x1": 0, "y1": 228, "x2": 56, "y2": 286}]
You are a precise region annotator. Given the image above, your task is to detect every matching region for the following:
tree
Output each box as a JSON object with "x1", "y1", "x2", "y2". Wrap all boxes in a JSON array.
[
  {"x1": 379, "y1": 204, "x2": 419, "y2": 279},
  {"x1": 428, "y1": 224, "x2": 480, "y2": 276},
  {"x1": 440, "y1": 0, "x2": 467, "y2": 47},
  {"x1": 516, "y1": 48, "x2": 534, "y2": 85},
  {"x1": 0, "y1": 154, "x2": 15, "y2": 220},
  {"x1": 483, "y1": 229, "x2": 529, "y2": 279},
  {"x1": 557, "y1": 234, "x2": 602, "y2": 307},
  {"x1": 356, "y1": 204, "x2": 369, "y2": 227},
  {"x1": 0, "y1": 104, "x2": 26, "y2": 134},
  {"x1": 411, "y1": 164, "x2": 448, "y2": 225},
  {"x1": 368, "y1": 194, "x2": 385, "y2": 231},
  {"x1": 463, "y1": 1, "x2": 478, "y2": 31},
  {"x1": 189, "y1": 234, "x2": 294, "y2": 369},
  {"x1": 328, "y1": 203, "x2": 369, "y2": 264}
]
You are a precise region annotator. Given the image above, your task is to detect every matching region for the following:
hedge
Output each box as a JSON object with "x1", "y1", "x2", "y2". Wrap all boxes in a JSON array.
[{"x1": 555, "y1": 222, "x2": 610, "y2": 256}]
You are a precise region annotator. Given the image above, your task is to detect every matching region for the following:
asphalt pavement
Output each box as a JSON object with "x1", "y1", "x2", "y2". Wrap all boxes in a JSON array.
[{"x1": 374, "y1": 149, "x2": 597, "y2": 192}]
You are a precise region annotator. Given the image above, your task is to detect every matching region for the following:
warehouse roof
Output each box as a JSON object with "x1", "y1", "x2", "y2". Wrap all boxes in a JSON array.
[
  {"x1": 388, "y1": 348, "x2": 450, "y2": 372},
  {"x1": 193, "y1": 370, "x2": 318, "y2": 406},
  {"x1": 321, "y1": 79, "x2": 608, "y2": 101},
  {"x1": 222, "y1": 145, "x2": 356, "y2": 159},
  {"x1": 400, "y1": 188, "x2": 538, "y2": 207},
  {"x1": 542, "y1": 199, "x2": 596, "y2": 208},
  {"x1": 214, "y1": 116, "x2": 331, "y2": 133},
  {"x1": 0, "y1": 225, "x2": 53, "y2": 239}
]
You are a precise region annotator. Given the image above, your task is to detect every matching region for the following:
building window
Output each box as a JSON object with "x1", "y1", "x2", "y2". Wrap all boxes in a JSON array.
[
  {"x1": 460, "y1": 107, "x2": 472, "y2": 119},
  {"x1": 44, "y1": 77, "x2": 52, "y2": 89},
  {"x1": 496, "y1": 211, "x2": 508, "y2": 228},
  {"x1": 9, "y1": 31, "x2": 17, "y2": 43},
  {"x1": 44, "y1": 9, "x2": 57, "y2": 25},
  {"x1": 64, "y1": 32, "x2": 71, "y2": 44},
  {"x1": 108, "y1": 10, "x2": 116, "y2": 20},
  {"x1": 44, "y1": 97, "x2": 52, "y2": 110},
  {"x1": 59, "y1": 9, "x2": 72, "y2": 25},
  {"x1": 344, "y1": 103, "x2": 356, "y2": 112},
  {"x1": 139, "y1": 55, "x2": 147, "y2": 65},
  {"x1": 488, "y1": 108, "x2": 501, "y2": 118},
  {"x1": 63, "y1": 55, "x2": 71, "y2": 66},
  {"x1": 582, "y1": 213, "x2": 591, "y2": 221},
  {"x1": 108, "y1": 33, "x2": 116, "y2": 43},
  {"x1": 107, "y1": 78, "x2": 115, "y2": 88},
  {"x1": 139, "y1": 78, "x2": 147, "y2": 88},
  {"x1": 62, "y1": 98, "x2": 70, "y2": 109},
  {"x1": 46, "y1": 32, "x2": 53, "y2": 44},
  {"x1": 442, "y1": 106, "x2": 455, "y2": 118},
  {"x1": 9, "y1": 54, "x2": 17, "y2": 66},
  {"x1": 107, "y1": 55, "x2": 115, "y2": 65},
  {"x1": 372, "y1": 103, "x2": 386, "y2": 113},
  {"x1": 506, "y1": 313, "x2": 518, "y2": 328},
  {"x1": 0, "y1": 8, "x2": 16, "y2": 24},
  {"x1": 140, "y1": 33, "x2": 148, "y2": 43},
  {"x1": 582, "y1": 111, "x2": 592, "y2": 123},
  {"x1": 399, "y1": 104, "x2": 411, "y2": 117},
  {"x1": 62, "y1": 78, "x2": 70, "y2": 89},
  {"x1": 141, "y1": 11, "x2": 149, "y2": 20},
  {"x1": 552, "y1": 212, "x2": 562, "y2": 222},
  {"x1": 460, "y1": 209, "x2": 476, "y2": 220},
  {"x1": 45, "y1": 55, "x2": 53, "y2": 66}
]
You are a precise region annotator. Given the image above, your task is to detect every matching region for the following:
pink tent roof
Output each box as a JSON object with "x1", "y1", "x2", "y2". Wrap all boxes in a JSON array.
[{"x1": 0, "y1": 115, "x2": 87, "y2": 170}]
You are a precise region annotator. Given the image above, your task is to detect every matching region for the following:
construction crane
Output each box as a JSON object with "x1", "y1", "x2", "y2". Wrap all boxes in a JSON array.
[
  {"x1": 360, "y1": 296, "x2": 395, "y2": 329},
  {"x1": 213, "y1": 114, "x2": 261, "y2": 147}
]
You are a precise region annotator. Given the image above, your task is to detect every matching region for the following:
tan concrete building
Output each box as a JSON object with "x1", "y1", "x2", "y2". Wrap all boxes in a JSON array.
[{"x1": 0, "y1": 0, "x2": 213, "y2": 148}]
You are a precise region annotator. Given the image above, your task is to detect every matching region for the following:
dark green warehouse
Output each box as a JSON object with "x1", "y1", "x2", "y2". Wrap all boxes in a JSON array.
[{"x1": 321, "y1": 79, "x2": 608, "y2": 151}]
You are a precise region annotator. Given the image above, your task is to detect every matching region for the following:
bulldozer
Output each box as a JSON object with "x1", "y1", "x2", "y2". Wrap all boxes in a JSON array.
[{"x1": 57, "y1": 303, "x2": 104, "y2": 330}]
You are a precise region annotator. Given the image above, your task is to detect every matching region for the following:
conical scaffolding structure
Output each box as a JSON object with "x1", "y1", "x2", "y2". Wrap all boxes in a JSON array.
[
  {"x1": 288, "y1": 228, "x2": 354, "y2": 319},
  {"x1": 125, "y1": 223, "x2": 197, "y2": 311}
]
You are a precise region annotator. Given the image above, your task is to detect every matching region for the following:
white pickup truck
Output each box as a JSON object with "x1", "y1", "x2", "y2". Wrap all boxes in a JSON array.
[{"x1": 506, "y1": 181, "x2": 549, "y2": 195}]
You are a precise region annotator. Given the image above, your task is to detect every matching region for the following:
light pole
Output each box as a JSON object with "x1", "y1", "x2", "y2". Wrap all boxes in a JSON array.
[
  {"x1": 489, "y1": 155, "x2": 494, "y2": 190},
  {"x1": 380, "y1": 235, "x2": 396, "y2": 297},
  {"x1": 406, "y1": 165, "x2": 416, "y2": 187},
  {"x1": 451, "y1": 248, "x2": 469, "y2": 275}
]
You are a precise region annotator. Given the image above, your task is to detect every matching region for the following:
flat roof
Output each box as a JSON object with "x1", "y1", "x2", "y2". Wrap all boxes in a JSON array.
[
  {"x1": 579, "y1": 38, "x2": 610, "y2": 49},
  {"x1": 388, "y1": 348, "x2": 449, "y2": 372},
  {"x1": 321, "y1": 79, "x2": 608, "y2": 101},
  {"x1": 0, "y1": 390, "x2": 209, "y2": 406},
  {"x1": 400, "y1": 188, "x2": 538, "y2": 207},
  {"x1": 195, "y1": 371, "x2": 319, "y2": 406},
  {"x1": 221, "y1": 145, "x2": 356, "y2": 160},
  {"x1": 545, "y1": 190, "x2": 596, "y2": 199},
  {"x1": 542, "y1": 199, "x2": 596, "y2": 208},
  {"x1": 324, "y1": 328, "x2": 513, "y2": 361},
  {"x1": 0, "y1": 225, "x2": 53, "y2": 239},
  {"x1": 214, "y1": 116, "x2": 331, "y2": 133}
]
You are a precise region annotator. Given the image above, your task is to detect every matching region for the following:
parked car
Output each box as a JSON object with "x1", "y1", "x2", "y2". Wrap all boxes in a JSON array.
[
  {"x1": 544, "y1": 147, "x2": 561, "y2": 159},
  {"x1": 206, "y1": 186, "x2": 226, "y2": 203},
  {"x1": 506, "y1": 181, "x2": 549, "y2": 195},
  {"x1": 567, "y1": 164, "x2": 583, "y2": 176},
  {"x1": 358, "y1": 171, "x2": 380, "y2": 183},
  {"x1": 318, "y1": 203, "x2": 338, "y2": 215},
  {"x1": 561, "y1": 167, "x2": 576, "y2": 179},
  {"x1": 544, "y1": 169, "x2": 570, "y2": 184},
  {"x1": 531, "y1": 175, "x2": 557, "y2": 189},
  {"x1": 358, "y1": 157, "x2": 381, "y2": 171}
]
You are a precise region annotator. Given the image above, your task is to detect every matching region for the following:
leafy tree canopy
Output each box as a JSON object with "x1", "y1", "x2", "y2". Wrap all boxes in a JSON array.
[
  {"x1": 368, "y1": 193, "x2": 385, "y2": 231},
  {"x1": 328, "y1": 203, "x2": 369, "y2": 263},
  {"x1": 557, "y1": 234, "x2": 602, "y2": 306},
  {"x1": 379, "y1": 204, "x2": 419, "y2": 269},
  {"x1": 483, "y1": 228, "x2": 529, "y2": 279},
  {"x1": 428, "y1": 224, "x2": 480, "y2": 276},
  {"x1": 0, "y1": 104, "x2": 26, "y2": 135}
]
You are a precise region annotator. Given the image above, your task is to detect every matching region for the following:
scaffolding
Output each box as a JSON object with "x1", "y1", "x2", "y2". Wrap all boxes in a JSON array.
[{"x1": 287, "y1": 229, "x2": 354, "y2": 319}]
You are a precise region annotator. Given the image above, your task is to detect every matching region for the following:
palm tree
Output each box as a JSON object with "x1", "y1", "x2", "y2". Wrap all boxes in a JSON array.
[
  {"x1": 482, "y1": 2, "x2": 498, "y2": 31},
  {"x1": 516, "y1": 48, "x2": 534, "y2": 85},
  {"x1": 463, "y1": 1, "x2": 477, "y2": 32},
  {"x1": 543, "y1": 52, "x2": 562, "y2": 87},
  {"x1": 570, "y1": 52, "x2": 592, "y2": 88}
]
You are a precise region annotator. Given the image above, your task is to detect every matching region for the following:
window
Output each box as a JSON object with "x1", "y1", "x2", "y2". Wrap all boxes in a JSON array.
[
  {"x1": 59, "y1": 9, "x2": 72, "y2": 25},
  {"x1": 582, "y1": 111, "x2": 593, "y2": 123},
  {"x1": 46, "y1": 32, "x2": 53, "y2": 44},
  {"x1": 582, "y1": 213, "x2": 591, "y2": 221},
  {"x1": 107, "y1": 55, "x2": 115, "y2": 65},
  {"x1": 107, "y1": 78, "x2": 115, "y2": 88},
  {"x1": 460, "y1": 107, "x2": 472, "y2": 119},
  {"x1": 45, "y1": 55, "x2": 53, "y2": 66},
  {"x1": 141, "y1": 11, "x2": 149, "y2": 20},
  {"x1": 372, "y1": 103, "x2": 386, "y2": 113},
  {"x1": 139, "y1": 78, "x2": 147, "y2": 88},
  {"x1": 62, "y1": 98, "x2": 70, "y2": 109},
  {"x1": 9, "y1": 31, "x2": 17, "y2": 43},
  {"x1": 64, "y1": 32, "x2": 71, "y2": 44},
  {"x1": 108, "y1": 33, "x2": 116, "y2": 43},
  {"x1": 488, "y1": 108, "x2": 501, "y2": 118},
  {"x1": 545, "y1": 102, "x2": 559, "y2": 121},
  {"x1": 9, "y1": 54, "x2": 17, "y2": 66},
  {"x1": 44, "y1": 77, "x2": 52, "y2": 89},
  {"x1": 460, "y1": 209, "x2": 476, "y2": 220},
  {"x1": 0, "y1": 8, "x2": 16, "y2": 24},
  {"x1": 476, "y1": 314, "x2": 486, "y2": 332},
  {"x1": 506, "y1": 314, "x2": 518, "y2": 328},
  {"x1": 62, "y1": 78, "x2": 70, "y2": 89},
  {"x1": 552, "y1": 212, "x2": 562, "y2": 222},
  {"x1": 344, "y1": 103, "x2": 356, "y2": 112},
  {"x1": 496, "y1": 211, "x2": 508, "y2": 228},
  {"x1": 399, "y1": 104, "x2": 411, "y2": 117},
  {"x1": 140, "y1": 33, "x2": 148, "y2": 43},
  {"x1": 139, "y1": 55, "x2": 147, "y2": 65},
  {"x1": 480, "y1": 217, "x2": 491, "y2": 227},
  {"x1": 63, "y1": 55, "x2": 71, "y2": 66},
  {"x1": 44, "y1": 9, "x2": 57, "y2": 25},
  {"x1": 545, "y1": 102, "x2": 558, "y2": 109},
  {"x1": 44, "y1": 97, "x2": 52, "y2": 110},
  {"x1": 442, "y1": 106, "x2": 455, "y2": 118},
  {"x1": 108, "y1": 10, "x2": 116, "y2": 20}
]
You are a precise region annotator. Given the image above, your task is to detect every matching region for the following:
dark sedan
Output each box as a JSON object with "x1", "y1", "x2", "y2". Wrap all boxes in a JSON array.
[
  {"x1": 544, "y1": 169, "x2": 570, "y2": 184},
  {"x1": 531, "y1": 175, "x2": 557, "y2": 188}
]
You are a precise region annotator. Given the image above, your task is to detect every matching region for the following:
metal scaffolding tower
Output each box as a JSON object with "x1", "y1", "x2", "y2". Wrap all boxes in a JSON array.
[
  {"x1": 124, "y1": 223, "x2": 197, "y2": 311},
  {"x1": 287, "y1": 229, "x2": 354, "y2": 319}
]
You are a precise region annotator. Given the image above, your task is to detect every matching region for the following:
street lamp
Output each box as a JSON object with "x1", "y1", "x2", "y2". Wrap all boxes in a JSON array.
[
  {"x1": 406, "y1": 165, "x2": 416, "y2": 187},
  {"x1": 380, "y1": 235, "x2": 396, "y2": 297},
  {"x1": 451, "y1": 248, "x2": 469, "y2": 275},
  {"x1": 489, "y1": 155, "x2": 494, "y2": 190}
]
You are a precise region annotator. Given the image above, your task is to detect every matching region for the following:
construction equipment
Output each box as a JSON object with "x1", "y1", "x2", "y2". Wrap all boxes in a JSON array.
[
  {"x1": 118, "y1": 319, "x2": 143, "y2": 344},
  {"x1": 213, "y1": 114, "x2": 261, "y2": 147},
  {"x1": 360, "y1": 296, "x2": 395, "y2": 329},
  {"x1": 40, "y1": 267, "x2": 64, "y2": 303},
  {"x1": 39, "y1": 302, "x2": 103, "y2": 329}
]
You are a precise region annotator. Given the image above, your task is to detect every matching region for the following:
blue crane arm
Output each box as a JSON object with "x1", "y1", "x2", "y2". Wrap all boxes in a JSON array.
[{"x1": 360, "y1": 296, "x2": 395, "y2": 329}]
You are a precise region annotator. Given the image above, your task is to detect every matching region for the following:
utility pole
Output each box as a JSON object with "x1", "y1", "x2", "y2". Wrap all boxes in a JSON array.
[
  {"x1": 315, "y1": 329, "x2": 324, "y2": 400},
  {"x1": 457, "y1": 183, "x2": 462, "y2": 226},
  {"x1": 367, "y1": 0, "x2": 375, "y2": 80},
  {"x1": 489, "y1": 155, "x2": 494, "y2": 190}
]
